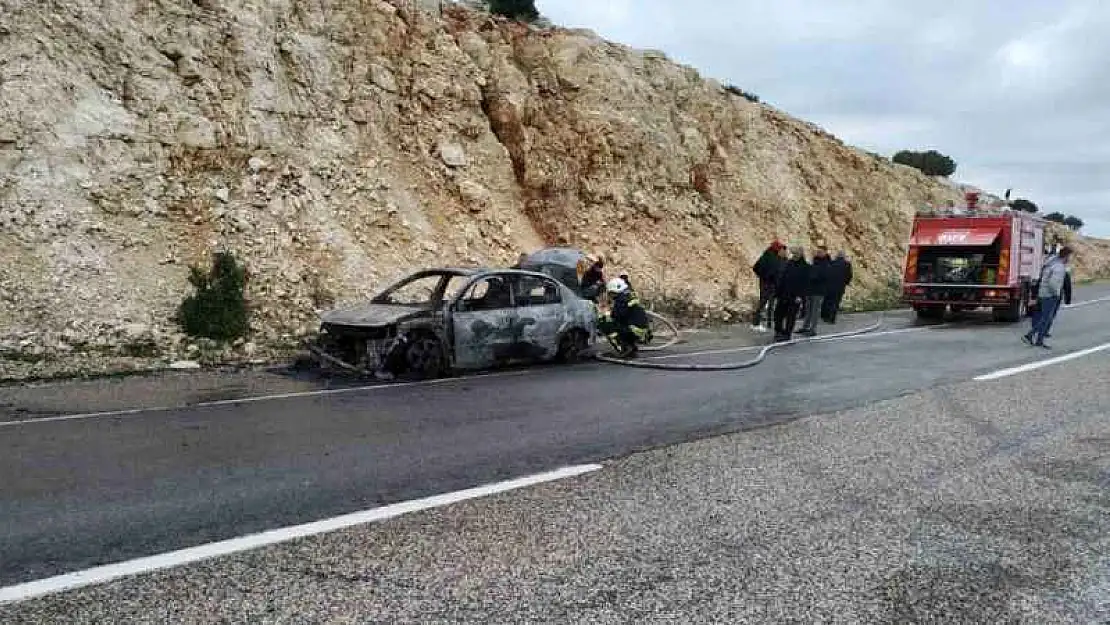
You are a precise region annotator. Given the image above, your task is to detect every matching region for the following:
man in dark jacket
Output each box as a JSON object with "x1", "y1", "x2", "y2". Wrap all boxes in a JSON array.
[
  {"x1": 773, "y1": 246, "x2": 810, "y2": 342},
  {"x1": 799, "y1": 246, "x2": 831, "y2": 336},
  {"x1": 821, "y1": 251, "x2": 853, "y2": 324},
  {"x1": 750, "y1": 240, "x2": 784, "y2": 332},
  {"x1": 579, "y1": 257, "x2": 605, "y2": 301}
]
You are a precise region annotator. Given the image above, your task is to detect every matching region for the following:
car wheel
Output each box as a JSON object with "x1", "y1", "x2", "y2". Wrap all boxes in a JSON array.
[
  {"x1": 555, "y1": 329, "x2": 588, "y2": 364},
  {"x1": 404, "y1": 336, "x2": 445, "y2": 379}
]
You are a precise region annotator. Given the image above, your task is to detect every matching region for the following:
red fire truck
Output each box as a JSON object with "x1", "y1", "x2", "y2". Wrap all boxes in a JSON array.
[{"x1": 901, "y1": 191, "x2": 1048, "y2": 322}]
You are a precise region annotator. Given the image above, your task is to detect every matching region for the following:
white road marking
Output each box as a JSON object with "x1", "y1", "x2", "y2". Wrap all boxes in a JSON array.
[
  {"x1": 0, "y1": 463, "x2": 604, "y2": 604},
  {"x1": 0, "y1": 370, "x2": 534, "y2": 428},
  {"x1": 1062, "y1": 294, "x2": 1110, "y2": 309},
  {"x1": 646, "y1": 294, "x2": 1110, "y2": 363},
  {"x1": 974, "y1": 342, "x2": 1110, "y2": 381},
  {"x1": 644, "y1": 323, "x2": 951, "y2": 361}
]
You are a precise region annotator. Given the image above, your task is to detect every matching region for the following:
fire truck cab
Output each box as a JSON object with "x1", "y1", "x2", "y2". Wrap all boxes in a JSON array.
[{"x1": 901, "y1": 191, "x2": 1048, "y2": 322}]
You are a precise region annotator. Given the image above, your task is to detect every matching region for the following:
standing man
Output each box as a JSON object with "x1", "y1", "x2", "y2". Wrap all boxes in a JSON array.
[
  {"x1": 822, "y1": 251, "x2": 853, "y2": 324},
  {"x1": 750, "y1": 240, "x2": 784, "y2": 333},
  {"x1": 773, "y1": 246, "x2": 810, "y2": 342},
  {"x1": 1023, "y1": 246, "x2": 1073, "y2": 348},
  {"x1": 799, "y1": 246, "x2": 831, "y2": 336},
  {"x1": 579, "y1": 256, "x2": 605, "y2": 302}
]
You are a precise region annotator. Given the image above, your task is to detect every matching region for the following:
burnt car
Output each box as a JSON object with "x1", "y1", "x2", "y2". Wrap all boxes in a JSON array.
[{"x1": 306, "y1": 267, "x2": 598, "y2": 378}]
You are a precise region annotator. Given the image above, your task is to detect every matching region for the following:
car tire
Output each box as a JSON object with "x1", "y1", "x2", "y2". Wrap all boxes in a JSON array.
[
  {"x1": 403, "y1": 335, "x2": 446, "y2": 379},
  {"x1": 555, "y1": 329, "x2": 589, "y2": 364}
]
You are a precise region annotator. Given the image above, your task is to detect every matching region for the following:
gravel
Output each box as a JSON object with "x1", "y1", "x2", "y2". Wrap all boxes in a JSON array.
[{"x1": 3, "y1": 354, "x2": 1109, "y2": 623}]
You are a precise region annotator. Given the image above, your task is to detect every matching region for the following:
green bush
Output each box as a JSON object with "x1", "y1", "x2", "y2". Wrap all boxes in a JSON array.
[
  {"x1": 1063, "y1": 215, "x2": 1085, "y2": 231},
  {"x1": 1044, "y1": 212, "x2": 1067, "y2": 224},
  {"x1": 1010, "y1": 198, "x2": 1038, "y2": 213},
  {"x1": 178, "y1": 251, "x2": 250, "y2": 341},
  {"x1": 892, "y1": 149, "x2": 957, "y2": 177},
  {"x1": 488, "y1": 0, "x2": 539, "y2": 21}
]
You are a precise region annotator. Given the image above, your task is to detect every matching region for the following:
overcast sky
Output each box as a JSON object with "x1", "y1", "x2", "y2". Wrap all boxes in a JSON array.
[{"x1": 537, "y1": 0, "x2": 1110, "y2": 237}]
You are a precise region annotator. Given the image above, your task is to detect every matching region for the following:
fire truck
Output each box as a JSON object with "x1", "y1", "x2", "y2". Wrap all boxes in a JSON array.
[{"x1": 901, "y1": 191, "x2": 1048, "y2": 322}]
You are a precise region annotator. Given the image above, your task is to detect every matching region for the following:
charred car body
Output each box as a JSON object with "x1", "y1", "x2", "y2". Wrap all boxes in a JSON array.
[{"x1": 307, "y1": 266, "x2": 598, "y2": 378}]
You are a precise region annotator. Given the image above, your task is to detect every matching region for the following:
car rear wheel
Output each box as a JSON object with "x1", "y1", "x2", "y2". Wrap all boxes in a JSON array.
[
  {"x1": 555, "y1": 329, "x2": 589, "y2": 364},
  {"x1": 404, "y1": 336, "x2": 445, "y2": 379}
]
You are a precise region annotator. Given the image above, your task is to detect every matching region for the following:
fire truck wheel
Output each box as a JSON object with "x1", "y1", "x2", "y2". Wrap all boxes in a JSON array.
[{"x1": 915, "y1": 305, "x2": 945, "y2": 321}]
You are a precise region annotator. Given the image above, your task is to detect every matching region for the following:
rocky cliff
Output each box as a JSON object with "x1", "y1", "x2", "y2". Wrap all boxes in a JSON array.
[{"x1": 0, "y1": 0, "x2": 1104, "y2": 377}]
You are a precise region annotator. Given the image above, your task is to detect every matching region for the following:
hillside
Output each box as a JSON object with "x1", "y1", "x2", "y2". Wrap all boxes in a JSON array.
[{"x1": 0, "y1": 0, "x2": 1104, "y2": 377}]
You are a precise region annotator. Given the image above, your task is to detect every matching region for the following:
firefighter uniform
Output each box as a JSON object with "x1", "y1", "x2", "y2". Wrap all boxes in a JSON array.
[{"x1": 597, "y1": 278, "x2": 651, "y2": 355}]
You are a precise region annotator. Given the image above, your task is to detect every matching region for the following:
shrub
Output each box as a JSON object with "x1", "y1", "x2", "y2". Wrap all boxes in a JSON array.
[
  {"x1": 892, "y1": 149, "x2": 957, "y2": 177},
  {"x1": 488, "y1": 0, "x2": 539, "y2": 21},
  {"x1": 178, "y1": 251, "x2": 250, "y2": 341},
  {"x1": 1063, "y1": 215, "x2": 1085, "y2": 231},
  {"x1": 724, "y1": 84, "x2": 760, "y2": 103},
  {"x1": 1044, "y1": 212, "x2": 1067, "y2": 224},
  {"x1": 1010, "y1": 198, "x2": 1038, "y2": 213}
]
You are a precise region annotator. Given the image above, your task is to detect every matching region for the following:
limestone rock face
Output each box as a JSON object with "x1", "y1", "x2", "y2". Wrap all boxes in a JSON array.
[{"x1": 0, "y1": 0, "x2": 1104, "y2": 370}]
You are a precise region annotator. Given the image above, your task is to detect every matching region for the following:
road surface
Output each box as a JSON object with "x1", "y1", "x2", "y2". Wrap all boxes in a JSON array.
[{"x1": 0, "y1": 285, "x2": 1108, "y2": 619}]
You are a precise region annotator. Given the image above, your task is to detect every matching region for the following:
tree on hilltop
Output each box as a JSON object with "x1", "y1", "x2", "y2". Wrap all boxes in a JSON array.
[
  {"x1": 892, "y1": 149, "x2": 957, "y2": 177},
  {"x1": 1010, "y1": 198, "x2": 1038, "y2": 213},
  {"x1": 1063, "y1": 215, "x2": 1085, "y2": 231},
  {"x1": 1044, "y1": 212, "x2": 1067, "y2": 224},
  {"x1": 488, "y1": 0, "x2": 539, "y2": 21}
]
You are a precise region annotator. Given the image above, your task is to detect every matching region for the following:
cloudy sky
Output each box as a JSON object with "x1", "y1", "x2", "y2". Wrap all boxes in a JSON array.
[{"x1": 537, "y1": 0, "x2": 1110, "y2": 237}]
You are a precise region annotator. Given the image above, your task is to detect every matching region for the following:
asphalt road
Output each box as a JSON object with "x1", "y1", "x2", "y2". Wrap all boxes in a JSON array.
[
  {"x1": 2, "y1": 284, "x2": 1109, "y2": 589},
  {"x1": 3, "y1": 307, "x2": 1109, "y2": 623}
]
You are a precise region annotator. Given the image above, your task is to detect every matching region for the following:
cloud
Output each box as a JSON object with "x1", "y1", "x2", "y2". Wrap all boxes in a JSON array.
[{"x1": 537, "y1": 0, "x2": 1110, "y2": 237}]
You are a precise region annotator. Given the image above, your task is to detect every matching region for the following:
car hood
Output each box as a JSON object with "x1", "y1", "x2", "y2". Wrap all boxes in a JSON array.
[{"x1": 319, "y1": 303, "x2": 428, "y2": 328}]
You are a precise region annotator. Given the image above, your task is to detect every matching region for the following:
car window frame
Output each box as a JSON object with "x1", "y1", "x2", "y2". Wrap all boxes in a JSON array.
[
  {"x1": 452, "y1": 273, "x2": 516, "y2": 313},
  {"x1": 512, "y1": 273, "x2": 563, "y2": 308}
]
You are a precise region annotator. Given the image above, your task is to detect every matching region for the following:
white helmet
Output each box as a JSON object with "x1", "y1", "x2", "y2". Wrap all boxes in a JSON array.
[{"x1": 606, "y1": 277, "x2": 629, "y2": 294}]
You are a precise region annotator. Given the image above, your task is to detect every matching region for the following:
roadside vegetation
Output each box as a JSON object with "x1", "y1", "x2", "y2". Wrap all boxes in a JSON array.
[
  {"x1": 892, "y1": 149, "x2": 957, "y2": 177},
  {"x1": 177, "y1": 251, "x2": 251, "y2": 342}
]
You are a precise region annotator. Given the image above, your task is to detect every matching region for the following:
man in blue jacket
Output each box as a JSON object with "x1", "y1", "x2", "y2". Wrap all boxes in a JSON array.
[{"x1": 1023, "y1": 246, "x2": 1073, "y2": 348}]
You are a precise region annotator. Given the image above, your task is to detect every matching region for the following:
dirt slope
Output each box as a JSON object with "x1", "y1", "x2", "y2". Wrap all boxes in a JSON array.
[{"x1": 0, "y1": 0, "x2": 1104, "y2": 376}]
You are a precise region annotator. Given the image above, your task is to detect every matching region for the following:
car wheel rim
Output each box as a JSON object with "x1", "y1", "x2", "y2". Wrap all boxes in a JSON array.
[{"x1": 408, "y1": 339, "x2": 441, "y2": 373}]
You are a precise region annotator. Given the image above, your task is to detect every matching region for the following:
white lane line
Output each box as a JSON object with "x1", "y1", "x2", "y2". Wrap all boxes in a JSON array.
[
  {"x1": 0, "y1": 370, "x2": 534, "y2": 428},
  {"x1": 646, "y1": 295, "x2": 1110, "y2": 362},
  {"x1": 974, "y1": 342, "x2": 1110, "y2": 381},
  {"x1": 0, "y1": 463, "x2": 603, "y2": 605},
  {"x1": 644, "y1": 323, "x2": 950, "y2": 361},
  {"x1": 1063, "y1": 294, "x2": 1110, "y2": 309}
]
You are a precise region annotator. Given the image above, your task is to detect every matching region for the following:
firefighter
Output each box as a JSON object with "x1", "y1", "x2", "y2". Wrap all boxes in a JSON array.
[{"x1": 598, "y1": 277, "x2": 651, "y2": 357}]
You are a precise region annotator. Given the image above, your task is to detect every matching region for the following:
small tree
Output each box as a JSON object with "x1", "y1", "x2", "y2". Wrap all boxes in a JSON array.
[
  {"x1": 178, "y1": 251, "x2": 250, "y2": 341},
  {"x1": 724, "y1": 84, "x2": 760, "y2": 103},
  {"x1": 892, "y1": 149, "x2": 957, "y2": 177},
  {"x1": 488, "y1": 0, "x2": 539, "y2": 21},
  {"x1": 1010, "y1": 198, "x2": 1038, "y2": 213},
  {"x1": 1044, "y1": 212, "x2": 1067, "y2": 224},
  {"x1": 1063, "y1": 215, "x2": 1085, "y2": 231}
]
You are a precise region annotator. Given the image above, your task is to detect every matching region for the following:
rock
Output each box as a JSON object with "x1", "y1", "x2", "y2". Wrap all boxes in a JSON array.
[
  {"x1": 438, "y1": 140, "x2": 467, "y2": 167},
  {"x1": 248, "y1": 157, "x2": 268, "y2": 173},
  {"x1": 214, "y1": 188, "x2": 230, "y2": 203},
  {"x1": 370, "y1": 63, "x2": 398, "y2": 92},
  {"x1": 168, "y1": 360, "x2": 201, "y2": 370}
]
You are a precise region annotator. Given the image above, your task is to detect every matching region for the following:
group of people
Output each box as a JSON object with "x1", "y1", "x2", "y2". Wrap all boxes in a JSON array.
[{"x1": 750, "y1": 241, "x2": 854, "y2": 342}]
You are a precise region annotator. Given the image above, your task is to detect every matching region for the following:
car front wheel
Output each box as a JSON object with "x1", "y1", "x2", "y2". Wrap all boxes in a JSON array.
[{"x1": 404, "y1": 335, "x2": 446, "y2": 379}]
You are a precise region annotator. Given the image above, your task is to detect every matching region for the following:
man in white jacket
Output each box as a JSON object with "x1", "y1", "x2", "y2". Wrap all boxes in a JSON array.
[{"x1": 1023, "y1": 246, "x2": 1073, "y2": 348}]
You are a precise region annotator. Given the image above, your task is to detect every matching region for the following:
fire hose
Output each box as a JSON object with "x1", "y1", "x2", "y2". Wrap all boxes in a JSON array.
[{"x1": 595, "y1": 310, "x2": 886, "y2": 371}]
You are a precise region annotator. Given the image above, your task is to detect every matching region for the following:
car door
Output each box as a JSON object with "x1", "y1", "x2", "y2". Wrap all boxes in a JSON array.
[
  {"x1": 449, "y1": 274, "x2": 518, "y2": 370},
  {"x1": 510, "y1": 273, "x2": 565, "y2": 361}
]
